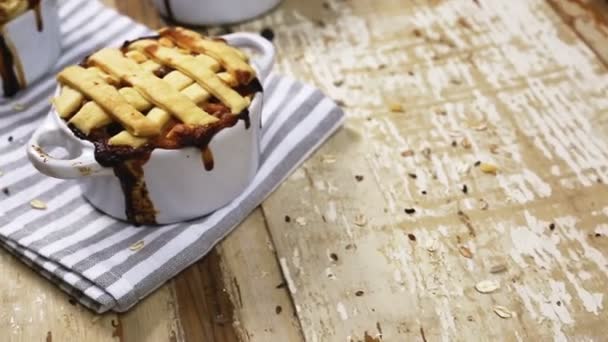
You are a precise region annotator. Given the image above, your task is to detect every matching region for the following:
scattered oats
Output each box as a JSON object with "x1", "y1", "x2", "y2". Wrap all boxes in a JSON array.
[
  {"x1": 295, "y1": 217, "x2": 307, "y2": 226},
  {"x1": 489, "y1": 144, "x2": 499, "y2": 154},
  {"x1": 493, "y1": 305, "x2": 513, "y2": 319},
  {"x1": 421, "y1": 147, "x2": 431, "y2": 159},
  {"x1": 479, "y1": 163, "x2": 498, "y2": 174},
  {"x1": 30, "y1": 199, "x2": 47, "y2": 210},
  {"x1": 459, "y1": 246, "x2": 473, "y2": 258},
  {"x1": 333, "y1": 79, "x2": 344, "y2": 87},
  {"x1": 478, "y1": 198, "x2": 489, "y2": 210},
  {"x1": 475, "y1": 279, "x2": 500, "y2": 293},
  {"x1": 129, "y1": 240, "x2": 145, "y2": 251},
  {"x1": 448, "y1": 130, "x2": 462, "y2": 138},
  {"x1": 461, "y1": 138, "x2": 471, "y2": 149},
  {"x1": 389, "y1": 103, "x2": 404, "y2": 112},
  {"x1": 426, "y1": 239, "x2": 439, "y2": 252},
  {"x1": 472, "y1": 121, "x2": 487, "y2": 131},
  {"x1": 353, "y1": 213, "x2": 367, "y2": 226},
  {"x1": 458, "y1": 17, "x2": 472, "y2": 29},
  {"x1": 489, "y1": 264, "x2": 507, "y2": 274},
  {"x1": 321, "y1": 154, "x2": 336, "y2": 164},
  {"x1": 401, "y1": 149, "x2": 414, "y2": 157},
  {"x1": 12, "y1": 103, "x2": 25, "y2": 111}
]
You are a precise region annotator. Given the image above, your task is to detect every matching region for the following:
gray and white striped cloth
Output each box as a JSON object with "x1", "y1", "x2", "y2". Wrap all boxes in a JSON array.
[{"x1": 0, "y1": 0, "x2": 344, "y2": 312}]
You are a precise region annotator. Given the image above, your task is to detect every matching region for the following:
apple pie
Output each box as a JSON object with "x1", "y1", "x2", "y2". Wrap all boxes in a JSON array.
[{"x1": 52, "y1": 27, "x2": 262, "y2": 224}]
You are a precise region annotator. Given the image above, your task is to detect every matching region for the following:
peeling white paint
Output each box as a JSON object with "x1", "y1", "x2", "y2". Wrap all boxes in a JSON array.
[
  {"x1": 325, "y1": 201, "x2": 337, "y2": 223},
  {"x1": 279, "y1": 257, "x2": 297, "y2": 294},
  {"x1": 336, "y1": 302, "x2": 348, "y2": 321}
]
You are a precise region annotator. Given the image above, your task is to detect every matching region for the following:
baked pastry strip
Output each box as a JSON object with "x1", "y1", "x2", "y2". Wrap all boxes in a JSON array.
[
  {"x1": 66, "y1": 69, "x2": 196, "y2": 132},
  {"x1": 109, "y1": 81, "x2": 216, "y2": 147},
  {"x1": 131, "y1": 41, "x2": 249, "y2": 114},
  {"x1": 68, "y1": 102, "x2": 113, "y2": 135},
  {"x1": 57, "y1": 65, "x2": 159, "y2": 137},
  {"x1": 88, "y1": 48, "x2": 218, "y2": 126},
  {"x1": 53, "y1": 86, "x2": 82, "y2": 119},
  {"x1": 159, "y1": 27, "x2": 254, "y2": 84},
  {"x1": 66, "y1": 69, "x2": 235, "y2": 147}
]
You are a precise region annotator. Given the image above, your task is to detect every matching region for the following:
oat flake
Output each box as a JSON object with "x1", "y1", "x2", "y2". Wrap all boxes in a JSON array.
[
  {"x1": 493, "y1": 305, "x2": 513, "y2": 319},
  {"x1": 472, "y1": 122, "x2": 488, "y2": 131},
  {"x1": 321, "y1": 155, "x2": 336, "y2": 164},
  {"x1": 129, "y1": 240, "x2": 145, "y2": 251},
  {"x1": 295, "y1": 217, "x2": 307, "y2": 226},
  {"x1": 401, "y1": 150, "x2": 414, "y2": 157},
  {"x1": 461, "y1": 138, "x2": 472, "y2": 149},
  {"x1": 30, "y1": 199, "x2": 47, "y2": 210},
  {"x1": 489, "y1": 264, "x2": 507, "y2": 274},
  {"x1": 479, "y1": 163, "x2": 498, "y2": 174},
  {"x1": 353, "y1": 214, "x2": 367, "y2": 226},
  {"x1": 389, "y1": 103, "x2": 403, "y2": 112},
  {"x1": 459, "y1": 246, "x2": 473, "y2": 258},
  {"x1": 475, "y1": 279, "x2": 500, "y2": 293},
  {"x1": 478, "y1": 199, "x2": 489, "y2": 210},
  {"x1": 426, "y1": 239, "x2": 439, "y2": 252}
]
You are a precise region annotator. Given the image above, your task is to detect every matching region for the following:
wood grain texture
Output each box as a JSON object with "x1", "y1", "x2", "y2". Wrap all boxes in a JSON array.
[
  {"x1": 0, "y1": 249, "x2": 117, "y2": 342},
  {"x1": 119, "y1": 284, "x2": 183, "y2": 342},
  {"x1": 547, "y1": 0, "x2": 608, "y2": 66},
  {"x1": 4, "y1": 0, "x2": 608, "y2": 341},
  {"x1": 227, "y1": 0, "x2": 608, "y2": 340},
  {"x1": 163, "y1": 210, "x2": 303, "y2": 342}
]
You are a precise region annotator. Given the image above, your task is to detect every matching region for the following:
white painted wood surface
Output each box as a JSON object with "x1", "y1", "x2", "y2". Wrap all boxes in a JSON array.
[{"x1": 2, "y1": 0, "x2": 608, "y2": 341}]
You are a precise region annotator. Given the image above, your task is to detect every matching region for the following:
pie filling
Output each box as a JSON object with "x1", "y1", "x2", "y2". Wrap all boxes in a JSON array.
[{"x1": 53, "y1": 27, "x2": 263, "y2": 225}]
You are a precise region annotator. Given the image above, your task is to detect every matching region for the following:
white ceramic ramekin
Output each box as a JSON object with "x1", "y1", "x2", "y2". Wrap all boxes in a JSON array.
[
  {"x1": 27, "y1": 32, "x2": 275, "y2": 224},
  {"x1": 1, "y1": 0, "x2": 60, "y2": 97},
  {"x1": 151, "y1": 0, "x2": 282, "y2": 25}
]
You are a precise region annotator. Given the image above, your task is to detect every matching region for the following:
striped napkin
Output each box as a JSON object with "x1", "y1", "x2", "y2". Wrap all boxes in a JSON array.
[{"x1": 0, "y1": 0, "x2": 344, "y2": 312}]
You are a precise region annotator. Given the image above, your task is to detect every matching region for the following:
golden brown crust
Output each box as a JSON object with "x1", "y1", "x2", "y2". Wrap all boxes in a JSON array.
[
  {"x1": 57, "y1": 66, "x2": 159, "y2": 137},
  {"x1": 159, "y1": 27, "x2": 255, "y2": 84},
  {"x1": 53, "y1": 27, "x2": 258, "y2": 148}
]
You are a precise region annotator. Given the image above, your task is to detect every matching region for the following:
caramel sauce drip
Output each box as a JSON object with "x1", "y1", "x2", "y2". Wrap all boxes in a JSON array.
[
  {"x1": 0, "y1": 1, "x2": 43, "y2": 97},
  {"x1": 113, "y1": 159, "x2": 157, "y2": 225},
  {"x1": 163, "y1": 0, "x2": 175, "y2": 22},
  {"x1": 201, "y1": 147, "x2": 214, "y2": 171},
  {"x1": 28, "y1": 0, "x2": 42, "y2": 31},
  {"x1": 0, "y1": 31, "x2": 20, "y2": 97}
]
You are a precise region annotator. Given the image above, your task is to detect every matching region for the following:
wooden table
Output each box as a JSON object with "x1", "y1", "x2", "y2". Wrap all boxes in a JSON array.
[{"x1": 2, "y1": 0, "x2": 608, "y2": 340}]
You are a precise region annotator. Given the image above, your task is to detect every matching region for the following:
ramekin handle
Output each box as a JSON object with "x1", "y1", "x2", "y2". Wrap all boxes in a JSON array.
[
  {"x1": 223, "y1": 32, "x2": 276, "y2": 80},
  {"x1": 27, "y1": 116, "x2": 110, "y2": 179}
]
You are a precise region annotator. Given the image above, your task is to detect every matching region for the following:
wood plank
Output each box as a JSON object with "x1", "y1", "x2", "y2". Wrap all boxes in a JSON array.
[
  {"x1": 6, "y1": 0, "x2": 608, "y2": 341},
  {"x1": 224, "y1": 0, "x2": 608, "y2": 340},
  {"x1": 119, "y1": 284, "x2": 183, "y2": 342},
  {"x1": 547, "y1": 0, "x2": 608, "y2": 66},
  {"x1": 0, "y1": 249, "x2": 117, "y2": 342},
  {"x1": 170, "y1": 209, "x2": 304, "y2": 342},
  {"x1": 216, "y1": 209, "x2": 305, "y2": 342}
]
